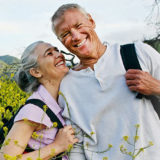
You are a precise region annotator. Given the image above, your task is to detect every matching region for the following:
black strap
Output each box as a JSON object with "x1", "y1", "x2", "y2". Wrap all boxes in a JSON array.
[
  {"x1": 120, "y1": 43, "x2": 142, "y2": 70},
  {"x1": 120, "y1": 43, "x2": 160, "y2": 119},
  {"x1": 0, "y1": 99, "x2": 63, "y2": 159},
  {"x1": 25, "y1": 99, "x2": 63, "y2": 129},
  {"x1": 25, "y1": 99, "x2": 63, "y2": 160},
  {"x1": 120, "y1": 44, "x2": 143, "y2": 99}
]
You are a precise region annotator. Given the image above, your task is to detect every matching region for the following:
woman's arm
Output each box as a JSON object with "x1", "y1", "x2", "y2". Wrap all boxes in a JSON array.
[{"x1": 0, "y1": 120, "x2": 78, "y2": 160}]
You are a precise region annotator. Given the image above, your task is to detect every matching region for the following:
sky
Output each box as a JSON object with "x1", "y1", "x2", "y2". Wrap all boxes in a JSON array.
[{"x1": 0, "y1": 0, "x2": 158, "y2": 58}]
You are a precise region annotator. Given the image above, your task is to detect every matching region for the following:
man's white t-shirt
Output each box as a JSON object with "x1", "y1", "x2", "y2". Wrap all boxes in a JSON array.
[{"x1": 59, "y1": 42, "x2": 160, "y2": 160}]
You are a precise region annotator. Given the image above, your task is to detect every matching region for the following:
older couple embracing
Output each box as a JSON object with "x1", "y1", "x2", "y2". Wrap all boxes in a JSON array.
[{"x1": 1, "y1": 3, "x2": 160, "y2": 160}]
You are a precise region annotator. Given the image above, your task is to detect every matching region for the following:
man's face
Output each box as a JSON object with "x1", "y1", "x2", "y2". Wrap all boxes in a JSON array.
[{"x1": 54, "y1": 9, "x2": 98, "y2": 60}]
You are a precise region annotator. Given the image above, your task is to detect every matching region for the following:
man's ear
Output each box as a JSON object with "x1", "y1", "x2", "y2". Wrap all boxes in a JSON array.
[
  {"x1": 29, "y1": 68, "x2": 42, "y2": 78},
  {"x1": 87, "y1": 14, "x2": 96, "y2": 28}
]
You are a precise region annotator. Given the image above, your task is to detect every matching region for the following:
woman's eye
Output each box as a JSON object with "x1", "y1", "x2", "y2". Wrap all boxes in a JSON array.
[
  {"x1": 54, "y1": 48, "x2": 59, "y2": 52},
  {"x1": 47, "y1": 52, "x2": 53, "y2": 56}
]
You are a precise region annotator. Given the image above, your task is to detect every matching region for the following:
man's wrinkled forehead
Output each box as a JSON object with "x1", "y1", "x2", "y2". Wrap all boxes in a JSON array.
[{"x1": 54, "y1": 8, "x2": 88, "y2": 34}]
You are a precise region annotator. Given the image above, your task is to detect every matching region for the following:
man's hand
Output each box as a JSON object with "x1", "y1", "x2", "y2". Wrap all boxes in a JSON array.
[{"x1": 125, "y1": 69, "x2": 160, "y2": 95}]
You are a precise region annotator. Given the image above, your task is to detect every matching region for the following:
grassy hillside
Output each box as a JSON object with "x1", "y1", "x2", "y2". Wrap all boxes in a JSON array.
[
  {"x1": 0, "y1": 60, "x2": 7, "y2": 74},
  {"x1": 0, "y1": 55, "x2": 19, "y2": 65},
  {"x1": 0, "y1": 55, "x2": 20, "y2": 75}
]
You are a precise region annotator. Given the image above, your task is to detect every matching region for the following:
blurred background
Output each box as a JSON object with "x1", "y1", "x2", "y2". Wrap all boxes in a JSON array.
[
  {"x1": 0, "y1": 0, "x2": 160, "y2": 64},
  {"x1": 0, "y1": 0, "x2": 160, "y2": 153}
]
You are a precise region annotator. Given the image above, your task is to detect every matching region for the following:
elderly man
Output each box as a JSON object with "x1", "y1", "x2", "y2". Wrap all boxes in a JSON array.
[{"x1": 51, "y1": 3, "x2": 160, "y2": 160}]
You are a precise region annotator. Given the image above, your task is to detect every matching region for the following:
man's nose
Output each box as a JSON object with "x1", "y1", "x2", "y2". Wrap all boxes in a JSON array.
[{"x1": 71, "y1": 28, "x2": 80, "y2": 41}]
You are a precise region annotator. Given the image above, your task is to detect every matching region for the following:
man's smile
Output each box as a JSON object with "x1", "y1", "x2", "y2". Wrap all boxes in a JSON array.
[{"x1": 74, "y1": 38, "x2": 87, "y2": 48}]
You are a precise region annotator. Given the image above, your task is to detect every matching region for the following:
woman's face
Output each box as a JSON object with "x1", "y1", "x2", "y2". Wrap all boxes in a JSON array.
[{"x1": 32, "y1": 42, "x2": 69, "y2": 82}]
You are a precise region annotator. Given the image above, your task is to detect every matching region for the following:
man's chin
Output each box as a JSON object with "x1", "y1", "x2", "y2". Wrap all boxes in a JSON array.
[
  {"x1": 71, "y1": 46, "x2": 90, "y2": 56},
  {"x1": 74, "y1": 49, "x2": 90, "y2": 57}
]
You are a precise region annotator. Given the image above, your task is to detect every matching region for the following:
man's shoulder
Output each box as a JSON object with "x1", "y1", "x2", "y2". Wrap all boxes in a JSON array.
[{"x1": 60, "y1": 69, "x2": 75, "y2": 87}]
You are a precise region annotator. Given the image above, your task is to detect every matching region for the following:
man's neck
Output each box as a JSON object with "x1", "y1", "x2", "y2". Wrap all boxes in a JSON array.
[{"x1": 74, "y1": 43, "x2": 107, "y2": 71}]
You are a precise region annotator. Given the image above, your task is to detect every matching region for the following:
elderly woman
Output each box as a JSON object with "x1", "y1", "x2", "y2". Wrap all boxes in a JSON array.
[{"x1": 0, "y1": 41, "x2": 78, "y2": 160}]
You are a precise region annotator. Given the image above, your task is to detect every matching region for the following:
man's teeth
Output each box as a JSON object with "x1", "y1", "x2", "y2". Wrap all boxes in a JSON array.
[
  {"x1": 56, "y1": 61, "x2": 64, "y2": 67},
  {"x1": 76, "y1": 39, "x2": 86, "y2": 47}
]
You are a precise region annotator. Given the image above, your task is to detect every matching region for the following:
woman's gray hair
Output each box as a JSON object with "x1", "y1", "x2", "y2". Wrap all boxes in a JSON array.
[
  {"x1": 51, "y1": 3, "x2": 88, "y2": 33},
  {"x1": 15, "y1": 41, "x2": 44, "y2": 93}
]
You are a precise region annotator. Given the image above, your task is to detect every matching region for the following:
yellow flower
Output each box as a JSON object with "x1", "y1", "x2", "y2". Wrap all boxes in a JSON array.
[
  {"x1": 26, "y1": 158, "x2": 32, "y2": 160},
  {"x1": 85, "y1": 142, "x2": 89, "y2": 148},
  {"x1": 135, "y1": 124, "x2": 140, "y2": 129},
  {"x1": 0, "y1": 107, "x2": 5, "y2": 113},
  {"x1": 23, "y1": 118, "x2": 28, "y2": 122},
  {"x1": 103, "y1": 157, "x2": 108, "y2": 160},
  {"x1": 67, "y1": 144, "x2": 73, "y2": 152},
  {"x1": 120, "y1": 145, "x2": 124, "y2": 149},
  {"x1": 139, "y1": 148, "x2": 144, "y2": 152},
  {"x1": 123, "y1": 136, "x2": 129, "y2": 141},
  {"x1": 90, "y1": 131, "x2": 95, "y2": 136},
  {"x1": 10, "y1": 73, "x2": 14, "y2": 78},
  {"x1": 50, "y1": 148, "x2": 56, "y2": 156},
  {"x1": 16, "y1": 154, "x2": 22, "y2": 159},
  {"x1": 52, "y1": 122, "x2": 58, "y2": 128},
  {"x1": 149, "y1": 141, "x2": 154, "y2": 146},
  {"x1": 14, "y1": 140, "x2": 19, "y2": 145},
  {"x1": 36, "y1": 158, "x2": 42, "y2": 160},
  {"x1": 108, "y1": 144, "x2": 113, "y2": 148},
  {"x1": 4, "y1": 154, "x2": 9, "y2": 159},
  {"x1": 4, "y1": 138, "x2": 11, "y2": 146},
  {"x1": 3, "y1": 126, "x2": 8, "y2": 132},
  {"x1": 128, "y1": 152, "x2": 132, "y2": 156},
  {"x1": 120, "y1": 145, "x2": 124, "y2": 152},
  {"x1": 32, "y1": 132, "x2": 39, "y2": 139},
  {"x1": 43, "y1": 105, "x2": 48, "y2": 112},
  {"x1": 3, "y1": 154, "x2": 17, "y2": 160},
  {"x1": 0, "y1": 121, "x2": 4, "y2": 128},
  {"x1": 134, "y1": 135, "x2": 139, "y2": 142}
]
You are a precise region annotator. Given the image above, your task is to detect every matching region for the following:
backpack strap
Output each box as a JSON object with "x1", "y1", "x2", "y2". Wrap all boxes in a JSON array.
[
  {"x1": 25, "y1": 99, "x2": 63, "y2": 129},
  {"x1": 120, "y1": 44, "x2": 143, "y2": 99},
  {"x1": 120, "y1": 43, "x2": 142, "y2": 70},
  {"x1": 120, "y1": 43, "x2": 160, "y2": 119},
  {"x1": 24, "y1": 99, "x2": 63, "y2": 160},
  {"x1": 1, "y1": 99, "x2": 63, "y2": 159}
]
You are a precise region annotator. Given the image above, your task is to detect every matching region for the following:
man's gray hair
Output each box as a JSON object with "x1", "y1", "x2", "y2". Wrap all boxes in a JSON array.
[
  {"x1": 51, "y1": 3, "x2": 88, "y2": 33},
  {"x1": 15, "y1": 41, "x2": 44, "y2": 93}
]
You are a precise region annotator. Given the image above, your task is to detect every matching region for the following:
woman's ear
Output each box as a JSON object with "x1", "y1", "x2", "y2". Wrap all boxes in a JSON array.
[
  {"x1": 87, "y1": 14, "x2": 96, "y2": 29},
  {"x1": 29, "y1": 68, "x2": 42, "y2": 78}
]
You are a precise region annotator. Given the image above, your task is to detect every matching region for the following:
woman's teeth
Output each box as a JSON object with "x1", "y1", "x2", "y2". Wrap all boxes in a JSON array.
[{"x1": 55, "y1": 61, "x2": 64, "y2": 67}]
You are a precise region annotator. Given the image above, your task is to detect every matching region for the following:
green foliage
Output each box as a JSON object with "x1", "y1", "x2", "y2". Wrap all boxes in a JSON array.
[
  {"x1": 144, "y1": 39, "x2": 160, "y2": 53},
  {"x1": 0, "y1": 61, "x2": 7, "y2": 74},
  {"x1": 0, "y1": 71, "x2": 30, "y2": 129}
]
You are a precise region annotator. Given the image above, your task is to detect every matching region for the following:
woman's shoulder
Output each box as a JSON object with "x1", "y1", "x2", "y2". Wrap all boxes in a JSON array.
[{"x1": 14, "y1": 95, "x2": 53, "y2": 128}]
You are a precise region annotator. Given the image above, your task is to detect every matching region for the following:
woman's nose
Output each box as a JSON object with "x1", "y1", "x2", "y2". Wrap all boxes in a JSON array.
[{"x1": 55, "y1": 51, "x2": 63, "y2": 58}]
